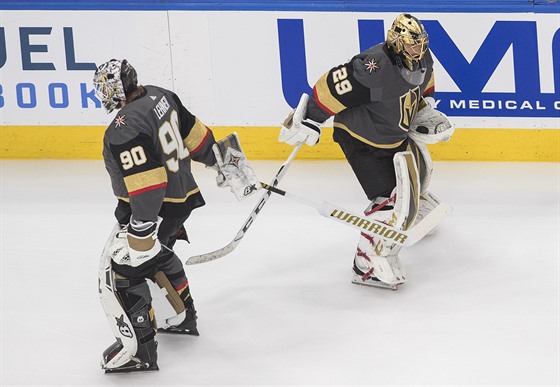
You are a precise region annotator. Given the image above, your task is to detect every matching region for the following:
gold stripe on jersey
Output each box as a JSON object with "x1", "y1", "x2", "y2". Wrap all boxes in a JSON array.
[
  {"x1": 423, "y1": 72, "x2": 435, "y2": 96},
  {"x1": 334, "y1": 122, "x2": 406, "y2": 149},
  {"x1": 115, "y1": 186, "x2": 201, "y2": 203},
  {"x1": 315, "y1": 73, "x2": 347, "y2": 114},
  {"x1": 123, "y1": 167, "x2": 167, "y2": 195},
  {"x1": 184, "y1": 117, "x2": 209, "y2": 153}
]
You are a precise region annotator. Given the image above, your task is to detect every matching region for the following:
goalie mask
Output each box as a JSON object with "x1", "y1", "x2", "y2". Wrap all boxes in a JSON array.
[
  {"x1": 93, "y1": 59, "x2": 138, "y2": 113},
  {"x1": 387, "y1": 14, "x2": 429, "y2": 84}
]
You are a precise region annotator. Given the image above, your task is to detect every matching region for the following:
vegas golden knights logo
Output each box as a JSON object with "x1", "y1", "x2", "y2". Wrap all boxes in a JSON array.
[{"x1": 398, "y1": 86, "x2": 421, "y2": 131}]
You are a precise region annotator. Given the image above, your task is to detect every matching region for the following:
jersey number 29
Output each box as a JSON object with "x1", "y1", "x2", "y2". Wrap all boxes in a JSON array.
[{"x1": 332, "y1": 68, "x2": 353, "y2": 95}]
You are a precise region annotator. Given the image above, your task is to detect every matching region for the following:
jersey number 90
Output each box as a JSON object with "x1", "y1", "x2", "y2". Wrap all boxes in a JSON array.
[
  {"x1": 120, "y1": 146, "x2": 147, "y2": 170},
  {"x1": 158, "y1": 109, "x2": 190, "y2": 172}
]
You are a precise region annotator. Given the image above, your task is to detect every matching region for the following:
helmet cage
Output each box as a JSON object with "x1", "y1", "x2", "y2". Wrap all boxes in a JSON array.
[{"x1": 387, "y1": 14, "x2": 429, "y2": 69}]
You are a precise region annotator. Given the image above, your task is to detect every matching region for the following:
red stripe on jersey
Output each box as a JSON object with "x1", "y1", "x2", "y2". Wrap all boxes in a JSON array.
[
  {"x1": 422, "y1": 86, "x2": 435, "y2": 96},
  {"x1": 313, "y1": 86, "x2": 336, "y2": 116},
  {"x1": 129, "y1": 182, "x2": 167, "y2": 197},
  {"x1": 189, "y1": 128, "x2": 211, "y2": 155}
]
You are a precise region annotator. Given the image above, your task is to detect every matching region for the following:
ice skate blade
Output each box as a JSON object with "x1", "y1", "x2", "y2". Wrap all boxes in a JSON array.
[
  {"x1": 158, "y1": 327, "x2": 200, "y2": 336},
  {"x1": 351, "y1": 275, "x2": 399, "y2": 291},
  {"x1": 103, "y1": 362, "x2": 159, "y2": 374}
]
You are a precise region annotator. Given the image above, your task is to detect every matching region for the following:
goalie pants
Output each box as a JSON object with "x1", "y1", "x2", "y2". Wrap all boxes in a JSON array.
[
  {"x1": 333, "y1": 128, "x2": 409, "y2": 201},
  {"x1": 112, "y1": 195, "x2": 203, "y2": 305},
  {"x1": 110, "y1": 204, "x2": 198, "y2": 356}
]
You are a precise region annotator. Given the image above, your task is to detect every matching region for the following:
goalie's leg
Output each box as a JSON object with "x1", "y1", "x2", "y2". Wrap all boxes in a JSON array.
[
  {"x1": 103, "y1": 280, "x2": 159, "y2": 374},
  {"x1": 153, "y1": 246, "x2": 199, "y2": 335},
  {"x1": 407, "y1": 139, "x2": 441, "y2": 231},
  {"x1": 98, "y1": 225, "x2": 158, "y2": 373},
  {"x1": 352, "y1": 151, "x2": 420, "y2": 289}
]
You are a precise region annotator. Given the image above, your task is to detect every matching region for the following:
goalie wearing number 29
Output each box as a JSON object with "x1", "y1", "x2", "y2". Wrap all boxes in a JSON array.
[
  {"x1": 279, "y1": 14, "x2": 455, "y2": 290},
  {"x1": 93, "y1": 59, "x2": 259, "y2": 373}
]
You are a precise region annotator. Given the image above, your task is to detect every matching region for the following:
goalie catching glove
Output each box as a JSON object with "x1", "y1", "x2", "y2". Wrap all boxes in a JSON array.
[
  {"x1": 408, "y1": 102, "x2": 455, "y2": 145},
  {"x1": 279, "y1": 93, "x2": 322, "y2": 146},
  {"x1": 213, "y1": 132, "x2": 260, "y2": 201}
]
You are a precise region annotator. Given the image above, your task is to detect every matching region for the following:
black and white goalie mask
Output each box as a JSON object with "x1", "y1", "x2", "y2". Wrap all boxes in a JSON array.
[{"x1": 93, "y1": 59, "x2": 138, "y2": 113}]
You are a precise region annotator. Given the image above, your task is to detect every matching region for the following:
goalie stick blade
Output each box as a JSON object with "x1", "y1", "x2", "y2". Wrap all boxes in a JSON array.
[
  {"x1": 403, "y1": 201, "x2": 453, "y2": 246},
  {"x1": 185, "y1": 242, "x2": 237, "y2": 265}
]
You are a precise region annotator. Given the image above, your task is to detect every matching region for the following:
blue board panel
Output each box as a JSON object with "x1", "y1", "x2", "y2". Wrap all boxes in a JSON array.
[{"x1": 1, "y1": 0, "x2": 556, "y2": 13}]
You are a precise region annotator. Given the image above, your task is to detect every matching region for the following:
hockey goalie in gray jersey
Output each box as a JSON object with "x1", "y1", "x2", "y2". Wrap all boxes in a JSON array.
[
  {"x1": 93, "y1": 59, "x2": 259, "y2": 373},
  {"x1": 279, "y1": 14, "x2": 455, "y2": 290}
]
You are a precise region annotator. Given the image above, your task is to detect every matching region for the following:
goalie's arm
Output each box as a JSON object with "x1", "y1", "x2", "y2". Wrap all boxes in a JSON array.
[
  {"x1": 280, "y1": 53, "x2": 381, "y2": 147},
  {"x1": 172, "y1": 93, "x2": 217, "y2": 167},
  {"x1": 309, "y1": 53, "x2": 376, "y2": 121}
]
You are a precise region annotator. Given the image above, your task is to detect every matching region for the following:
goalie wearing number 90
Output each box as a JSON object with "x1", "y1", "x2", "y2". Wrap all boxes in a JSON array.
[{"x1": 93, "y1": 59, "x2": 257, "y2": 373}]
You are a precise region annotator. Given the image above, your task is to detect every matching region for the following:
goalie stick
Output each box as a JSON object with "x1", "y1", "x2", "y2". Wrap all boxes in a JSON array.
[
  {"x1": 259, "y1": 182, "x2": 452, "y2": 247},
  {"x1": 185, "y1": 143, "x2": 303, "y2": 265}
]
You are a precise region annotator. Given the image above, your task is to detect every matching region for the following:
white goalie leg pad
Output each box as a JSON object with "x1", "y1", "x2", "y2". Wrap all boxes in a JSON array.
[
  {"x1": 408, "y1": 140, "x2": 432, "y2": 194},
  {"x1": 354, "y1": 195, "x2": 406, "y2": 286},
  {"x1": 98, "y1": 224, "x2": 138, "y2": 369},
  {"x1": 353, "y1": 152, "x2": 420, "y2": 286},
  {"x1": 408, "y1": 139, "x2": 441, "y2": 232}
]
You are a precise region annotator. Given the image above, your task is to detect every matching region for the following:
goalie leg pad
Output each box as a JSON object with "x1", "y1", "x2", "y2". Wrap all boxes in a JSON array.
[
  {"x1": 353, "y1": 195, "x2": 408, "y2": 286},
  {"x1": 407, "y1": 140, "x2": 433, "y2": 194},
  {"x1": 352, "y1": 152, "x2": 420, "y2": 286},
  {"x1": 407, "y1": 141, "x2": 441, "y2": 232},
  {"x1": 99, "y1": 224, "x2": 158, "y2": 372}
]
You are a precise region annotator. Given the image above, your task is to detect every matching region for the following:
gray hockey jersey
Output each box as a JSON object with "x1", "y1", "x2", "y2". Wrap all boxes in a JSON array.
[
  {"x1": 306, "y1": 43, "x2": 435, "y2": 148},
  {"x1": 103, "y1": 85, "x2": 216, "y2": 224}
]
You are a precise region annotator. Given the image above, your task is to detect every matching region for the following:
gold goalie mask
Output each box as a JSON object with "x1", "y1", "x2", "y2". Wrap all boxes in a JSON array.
[{"x1": 387, "y1": 14, "x2": 429, "y2": 85}]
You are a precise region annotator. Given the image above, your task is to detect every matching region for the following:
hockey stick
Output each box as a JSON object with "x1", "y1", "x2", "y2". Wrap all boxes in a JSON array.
[
  {"x1": 259, "y1": 182, "x2": 452, "y2": 247},
  {"x1": 185, "y1": 144, "x2": 303, "y2": 265}
]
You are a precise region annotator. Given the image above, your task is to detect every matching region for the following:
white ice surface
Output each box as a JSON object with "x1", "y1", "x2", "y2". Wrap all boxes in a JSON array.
[{"x1": 1, "y1": 159, "x2": 559, "y2": 386}]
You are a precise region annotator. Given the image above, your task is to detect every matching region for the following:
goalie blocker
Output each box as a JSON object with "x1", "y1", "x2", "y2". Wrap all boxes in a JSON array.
[{"x1": 213, "y1": 132, "x2": 261, "y2": 201}]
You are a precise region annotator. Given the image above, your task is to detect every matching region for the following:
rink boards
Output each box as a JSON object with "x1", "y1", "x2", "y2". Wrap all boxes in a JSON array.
[{"x1": 0, "y1": 3, "x2": 559, "y2": 160}]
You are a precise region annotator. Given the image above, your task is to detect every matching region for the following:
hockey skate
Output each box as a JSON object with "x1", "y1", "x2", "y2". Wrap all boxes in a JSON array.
[
  {"x1": 102, "y1": 341, "x2": 159, "y2": 374},
  {"x1": 351, "y1": 263, "x2": 400, "y2": 291},
  {"x1": 158, "y1": 305, "x2": 199, "y2": 336}
]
